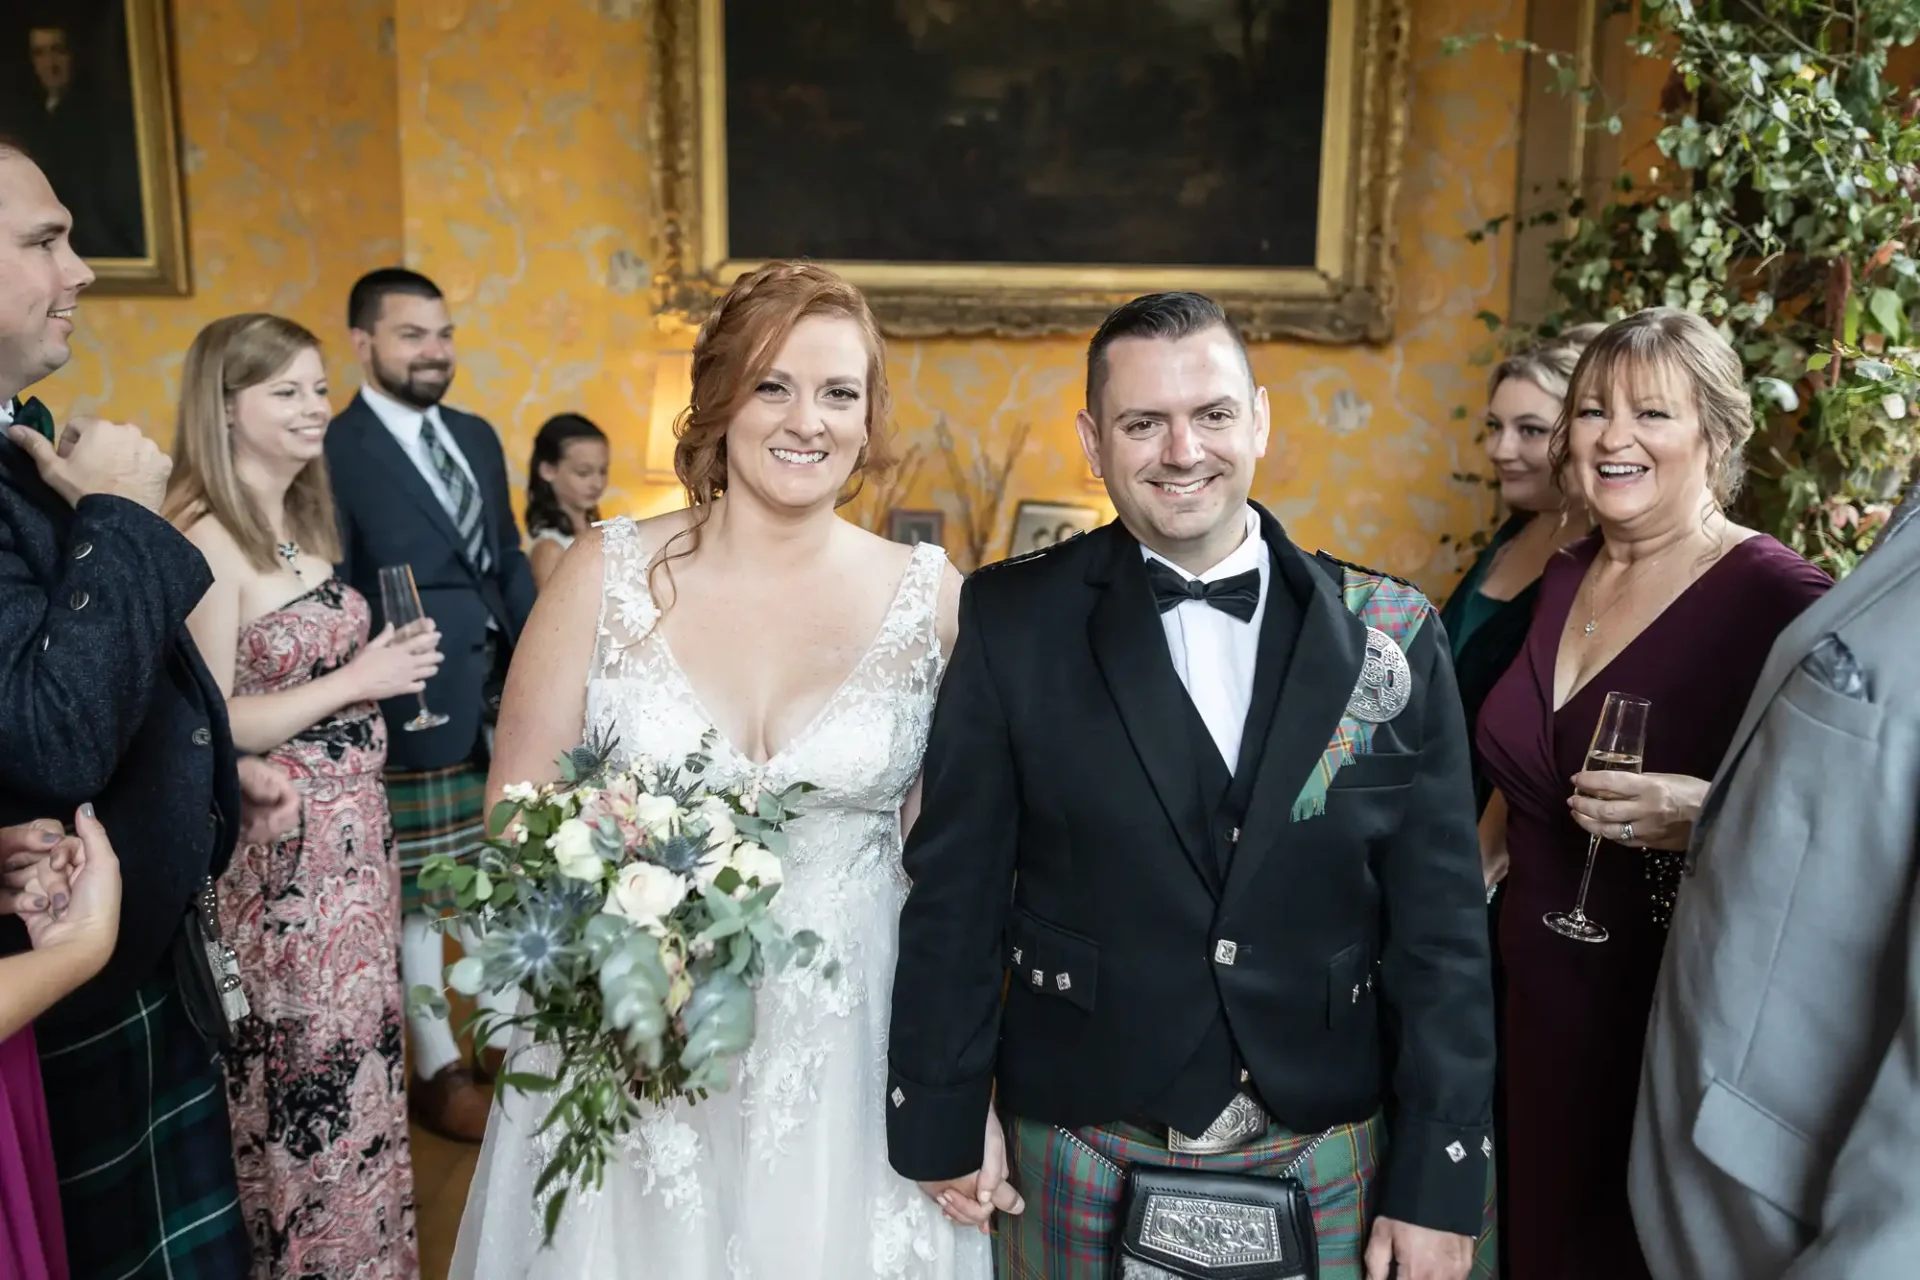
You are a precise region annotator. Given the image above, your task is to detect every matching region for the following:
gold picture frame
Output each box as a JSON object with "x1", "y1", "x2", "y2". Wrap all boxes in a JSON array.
[
  {"x1": 647, "y1": 0, "x2": 1410, "y2": 343},
  {"x1": 0, "y1": 0, "x2": 189, "y2": 296}
]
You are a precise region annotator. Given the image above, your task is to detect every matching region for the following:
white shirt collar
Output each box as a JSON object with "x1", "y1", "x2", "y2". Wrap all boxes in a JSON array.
[
  {"x1": 358, "y1": 380, "x2": 446, "y2": 439},
  {"x1": 0, "y1": 400, "x2": 13, "y2": 428},
  {"x1": 1140, "y1": 505, "x2": 1266, "y2": 583}
]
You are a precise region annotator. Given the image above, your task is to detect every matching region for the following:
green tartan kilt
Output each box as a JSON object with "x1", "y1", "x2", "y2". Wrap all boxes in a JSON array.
[
  {"x1": 36, "y1": 982, "x2": 250, "y2": 1280},
  {"x1": 387, "y1": 760, "x2": 488, "y2": 916},
  {"x1": 995, "y1": 1111, "x2": 1499, "y2": 1280}
]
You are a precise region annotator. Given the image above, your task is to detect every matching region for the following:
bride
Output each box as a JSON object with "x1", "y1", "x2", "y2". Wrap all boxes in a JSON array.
[{"x1": 450, "y1": 262, "x2": 1010, "y2": 1277}]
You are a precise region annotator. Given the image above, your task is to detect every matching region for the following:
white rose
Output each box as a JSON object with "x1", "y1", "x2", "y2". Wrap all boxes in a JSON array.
[
  {"x1": 728, "y1": 841, "x2": 784, "y2": 891},
  {"x1": 605, "y1": 861, "x2": 690, "y2": 932},
  {"x1": 500, "y1": 781, "x2": 539, "y2": 805},
  {"x1": 632, "y1": 792, "x2": 679, "y2": 837},
  {"x1": 697, "y1": 797, "x2": 737, "y2": 852},
  {"x1": 548, "y1": 818, "x2": 605, "y2": 882}
]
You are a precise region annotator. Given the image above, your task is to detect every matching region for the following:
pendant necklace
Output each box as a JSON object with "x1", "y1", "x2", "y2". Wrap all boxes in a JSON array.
[
  {"x1": 1581, "y1": 529, "x2": 1715, "y2": 637},
  {"x1": 277, "y1": 539, "x2": 305, "y2": 580}
]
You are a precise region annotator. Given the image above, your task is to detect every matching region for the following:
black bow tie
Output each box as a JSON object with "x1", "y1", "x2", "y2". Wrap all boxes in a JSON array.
[{"x1": 1145, "y1": 559, "x2": 1261, "y2": 623}]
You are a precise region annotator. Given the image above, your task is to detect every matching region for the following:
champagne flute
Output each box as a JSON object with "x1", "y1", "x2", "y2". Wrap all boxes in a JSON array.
[
  {"x1": 378, "y1": 564, "x2": 450, "y2": 732},
  {"x1": 1544, "y1": 691, "x2": 1651, "y2": 944}
]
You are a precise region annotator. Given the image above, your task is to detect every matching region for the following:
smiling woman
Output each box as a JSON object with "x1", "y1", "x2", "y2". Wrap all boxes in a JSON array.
[
  {"x1": 449, "y1": 259, "x2": 982, "y2": 1277},
  {"x1": 163, "y1": 313, "x2": 427, "y2": 1276},
  {"x1": 1473, "y1": 308, "x2": 1832, "y2": 1279}
]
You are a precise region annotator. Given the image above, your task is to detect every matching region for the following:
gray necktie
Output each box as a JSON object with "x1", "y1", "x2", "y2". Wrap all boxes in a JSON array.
[{"x1": 418, "y1": 413, "x2": 490, "y2": 573}]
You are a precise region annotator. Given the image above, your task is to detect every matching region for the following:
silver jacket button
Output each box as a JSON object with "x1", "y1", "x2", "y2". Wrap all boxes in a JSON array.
[
  {"x1": 68, "y1": 589, "x2": 89, "y2": 611},
  {"x1": 192, "y1": 726, "x2": 212, "y2": 746},
  {"x1": 1213, "y1": 940, "x2": 1238, "y2": 966},
  {"x1": 72, "y1": 540, "x2": 93, "y2": 560},
  {"x1": 1055, "y1": 972, "x2": 1071, "y2": 992}
]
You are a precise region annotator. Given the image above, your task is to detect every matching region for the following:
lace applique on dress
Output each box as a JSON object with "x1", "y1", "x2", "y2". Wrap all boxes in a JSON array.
[{"x1": 450, "y1": 518, "x2": 985, "y2": 1279}]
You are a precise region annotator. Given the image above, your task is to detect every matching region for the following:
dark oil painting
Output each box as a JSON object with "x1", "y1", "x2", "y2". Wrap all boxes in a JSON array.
[
  {"x1": 724, "y1": 0, "x2": 1332, "y2": 268},
  {"x1": 0, "y1": 2, "x2": 148, "y2": 260}
]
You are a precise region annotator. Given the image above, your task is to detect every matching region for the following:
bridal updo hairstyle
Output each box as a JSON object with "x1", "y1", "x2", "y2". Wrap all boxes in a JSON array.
[{"x1": 650, "y1": 261, "x2": 897, "y2": 603}]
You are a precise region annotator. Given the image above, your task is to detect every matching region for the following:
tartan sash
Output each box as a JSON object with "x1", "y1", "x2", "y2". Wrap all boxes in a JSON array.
[{"x1": 1290, "y1": 569, "x2": 1432, "y2": 822}]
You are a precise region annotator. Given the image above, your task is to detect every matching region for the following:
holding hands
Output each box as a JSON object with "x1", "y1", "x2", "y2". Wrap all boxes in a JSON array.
[
  {"x1": 1, "y1": 806, "x2": 123, "y2": 970},
  {"x1": 1567, "y1": 769, "x2": 1711, "y2": 852},
  {"x1": 915, "y1": 1107, "x2": 1026, "y2": 1233}
]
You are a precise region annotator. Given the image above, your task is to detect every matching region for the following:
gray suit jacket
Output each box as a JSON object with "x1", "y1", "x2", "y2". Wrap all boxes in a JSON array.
[{"x1": 1629, "y1": 512, "x2": 1920, "y2": 1278}]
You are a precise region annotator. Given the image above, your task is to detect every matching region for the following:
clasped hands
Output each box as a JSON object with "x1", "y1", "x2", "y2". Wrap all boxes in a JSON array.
[
  {"x1": 914, "y1": 1108, "x2": 1026, "y2": 1233},
  {"x1": 1567, "y1": 768, "x2": 1710, "y2": 851}
]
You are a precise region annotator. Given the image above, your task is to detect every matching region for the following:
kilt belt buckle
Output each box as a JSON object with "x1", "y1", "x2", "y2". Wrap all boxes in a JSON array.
[{"x1": 1166, "y1": 1091, "x2": 1268, "y2": 1156}]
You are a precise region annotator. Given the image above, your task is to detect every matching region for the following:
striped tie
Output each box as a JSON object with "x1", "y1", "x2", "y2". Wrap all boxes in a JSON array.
[{"x1": 418, "y1": 412, "x2": 491, "y2": 572}]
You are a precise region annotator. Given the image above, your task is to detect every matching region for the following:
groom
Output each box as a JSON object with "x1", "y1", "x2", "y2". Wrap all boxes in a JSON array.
[{"x1": 887, "y1": 293, "x2": 1494, "y2": 1278}]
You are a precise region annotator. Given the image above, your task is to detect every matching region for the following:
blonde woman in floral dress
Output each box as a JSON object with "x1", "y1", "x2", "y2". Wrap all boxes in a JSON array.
[{"x1": 168, "y1": 314, "x2": 444, "y2": 1277}]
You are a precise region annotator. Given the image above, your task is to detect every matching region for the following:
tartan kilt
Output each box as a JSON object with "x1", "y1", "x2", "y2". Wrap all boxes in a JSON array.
[
  {"x1": 996, "y1": 1111, "x2": 1500, "y2": 1280},
  {"x1": 387, "y1": 760, "x2": 488, "y2": 915},
  {"x1": 36, "y1": 982, "x2": 249, "y2": 1280}
]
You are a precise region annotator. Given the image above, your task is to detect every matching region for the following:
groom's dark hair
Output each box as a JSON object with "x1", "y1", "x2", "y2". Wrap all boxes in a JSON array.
[{"x1": 1085, "y1": 291, "x2": 1251, "y2": 417}]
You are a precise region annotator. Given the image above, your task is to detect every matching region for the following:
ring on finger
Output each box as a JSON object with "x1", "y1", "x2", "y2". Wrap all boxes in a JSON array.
[{"x1": 1620, "y1": 821, "x2": 1634, "y2": 844}]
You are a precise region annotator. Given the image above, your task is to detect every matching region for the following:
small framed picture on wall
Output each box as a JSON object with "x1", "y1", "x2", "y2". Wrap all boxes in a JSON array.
[
  {"x1": 887, "y1": 509, "x2": 944, "y2": 548},
  {"x1": 1008, "y1": 501, "x2": 1100, "y2": 557}
]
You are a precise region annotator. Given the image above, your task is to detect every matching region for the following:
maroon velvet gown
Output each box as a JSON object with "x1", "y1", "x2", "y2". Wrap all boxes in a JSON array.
[{"x1": 1475, "y1": 533, "x2": 1829, "y2": 1279}]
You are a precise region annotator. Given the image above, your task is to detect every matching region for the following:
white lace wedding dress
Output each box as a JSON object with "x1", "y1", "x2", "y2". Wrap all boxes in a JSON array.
[{"x1": 450, "y1": 519, "x2": 989, "y2": 1279}]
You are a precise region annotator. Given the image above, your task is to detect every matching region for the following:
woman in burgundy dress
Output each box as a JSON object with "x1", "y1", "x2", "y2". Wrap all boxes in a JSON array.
[
  {"x1": 1475, "y1": 310, "x2": 1830, "y2": 1278},
  {"x1": 167, "y1": 315, "x2": 444, "y2": 1277}
]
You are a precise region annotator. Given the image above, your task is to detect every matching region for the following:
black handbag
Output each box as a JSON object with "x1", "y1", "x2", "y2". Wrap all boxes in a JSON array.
[{"x1": 1060, "y1": 1125, "x2": 1331, "y2": 1280}]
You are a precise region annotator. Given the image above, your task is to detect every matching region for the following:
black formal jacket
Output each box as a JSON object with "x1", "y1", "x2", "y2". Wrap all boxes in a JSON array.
[
  {"x1": 325, "y1": 392, "x2": 536, "y2": 771},
  {"x1": 886, "y1": 506, "x2": 1496, "y2": 1237},
  {"x1": 0, "y1": 432, "x2": 239, "y2": 1031}
]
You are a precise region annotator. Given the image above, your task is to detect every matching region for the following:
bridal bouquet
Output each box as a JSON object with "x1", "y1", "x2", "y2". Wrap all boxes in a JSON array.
[{"x1": 408, "y1": 732, "x2": 829, "y2": 1240}]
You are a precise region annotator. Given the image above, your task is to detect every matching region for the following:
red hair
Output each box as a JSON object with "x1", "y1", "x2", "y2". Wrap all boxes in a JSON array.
[{"x1": 652, "y1": 261, "x2": 895, "y2": 606}]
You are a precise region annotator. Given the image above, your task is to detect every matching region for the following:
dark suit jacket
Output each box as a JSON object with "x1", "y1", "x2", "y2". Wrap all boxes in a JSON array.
[
  {"x1": 886, "y1": 507, "x2": 1496, "y2": 1237},
  {"x1": 325, "y1": 392, "x2": 536, "y2": 771},
  {"x1": 0, "y1": 435, "x2": 239, "y2": 1031}
]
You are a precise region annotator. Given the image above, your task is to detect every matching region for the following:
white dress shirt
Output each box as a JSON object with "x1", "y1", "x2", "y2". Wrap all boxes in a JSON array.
[
  {"x1": 0, "y1": 400, "x2": 14, "y2": 427},
  {"x1": 358, "y1": 382, "x2": 482, "y2": 519},
  {"x1": 1142, "y1": 505, "x2": 1268, "y2": 771}
]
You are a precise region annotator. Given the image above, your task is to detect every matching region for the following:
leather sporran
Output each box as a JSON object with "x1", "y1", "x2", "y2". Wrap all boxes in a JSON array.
[{"x1": 1113, "y1": 1165, "x2": 1319, "y2": 1280}]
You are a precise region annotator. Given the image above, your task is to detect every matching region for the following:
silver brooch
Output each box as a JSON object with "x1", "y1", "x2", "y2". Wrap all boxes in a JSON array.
[{"x1": 1347, "y1": 626, "x2": 1412, "y2": 723}]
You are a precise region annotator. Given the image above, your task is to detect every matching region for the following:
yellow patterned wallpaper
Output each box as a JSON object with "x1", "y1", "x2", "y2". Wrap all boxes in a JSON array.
[
  {"x1": 40, "y1": 0, "x2": 1524, "y2": 597},
  {"x1": 45, "y1": 0, "x2": 401, "y2": 434}
]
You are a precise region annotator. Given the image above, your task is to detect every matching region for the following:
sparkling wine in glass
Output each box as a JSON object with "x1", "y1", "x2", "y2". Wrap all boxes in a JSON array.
[
  {"x1": 1544, "y1": 691, "x2": 1651, "y2": 944},
  {"x1": 377, "y1": 564, "x2": 450, "y2": 732}
]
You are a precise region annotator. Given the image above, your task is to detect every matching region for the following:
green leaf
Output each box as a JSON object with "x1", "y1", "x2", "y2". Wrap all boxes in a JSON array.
[
  {"x1": 1806, "y1": 352, "x2": 1833, "y2": 372},
  {"x1": 499, "y1": 1071, "x2": 561, "y2": 1094},
  {"x1": 543, "y1": 1186, "x2": 570, "y2": 1246},
  {"x1": 487, "y1": 799, "x2": 522, "y2": 837},
  {"x1": 1869, "y1": 288, "x2": 1907, "y2": 340},
  {"x1": 473, "y1": 870, "x2": 494, "y2": 901},
  {"x1": 448, "y1": 956, "x2": 487, "y2": 996}
]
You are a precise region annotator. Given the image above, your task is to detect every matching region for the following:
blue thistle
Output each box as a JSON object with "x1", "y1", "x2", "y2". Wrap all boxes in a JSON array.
[
  {"x1": 481, "y1": 892, "x2": 588, "y2": 996},
  {"x1": 651, "y1": 830, "x2": 708, "y2": 876}
]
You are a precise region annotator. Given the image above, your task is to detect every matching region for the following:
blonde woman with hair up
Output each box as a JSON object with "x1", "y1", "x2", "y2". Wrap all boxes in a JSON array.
[
  {"x1": 1473, "y1": 308, "x2": 1830, "y2": 1279},
  {"x1": 166, "y1": 314, "x2": 435, "y2": 1277}
]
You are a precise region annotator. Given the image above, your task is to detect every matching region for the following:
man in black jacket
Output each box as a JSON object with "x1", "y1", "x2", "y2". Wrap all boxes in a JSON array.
[
  {"x1": 887, "y1": 294, "x2": 1494, "y2": 1279},
  {"x1": 325, "y1": 267, "x2": 536, "y2": 1140},
  {"x1": 0, "y1": 139, "x2": 297, "y2": 1279}
]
